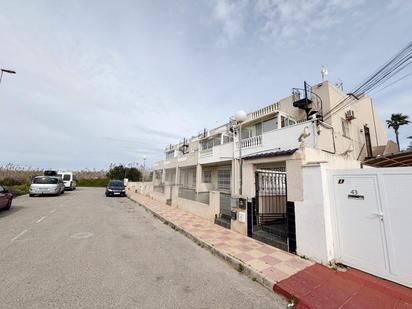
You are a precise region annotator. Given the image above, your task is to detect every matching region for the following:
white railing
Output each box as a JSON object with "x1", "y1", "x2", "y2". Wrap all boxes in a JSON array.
[
  {"x1": 200, "y1": 148, "x2": 213, "y2": 157},
  {"x1": 239, "y1": 135, "x2": 263, "y2": 149},
  {"x1": 247, "y1": 102, "x2": 279, "y2": 120}
]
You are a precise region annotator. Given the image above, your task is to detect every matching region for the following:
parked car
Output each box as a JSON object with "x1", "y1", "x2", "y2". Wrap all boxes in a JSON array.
[
  {"x1": 105, "y1": 180, "x2": 126, "y2": 197},
  {"x1": 29, "y1": 176, "x2": 65, "y2": 197},
  {"x1": 44, "y1": 170, "x2": 58, "y2": 176},
  {"x1": 0, "y1": 185, "x2": 13, "y2": 210},
  {"x1": 57, "y1": 171, "x2": 77, "y2": 190}
]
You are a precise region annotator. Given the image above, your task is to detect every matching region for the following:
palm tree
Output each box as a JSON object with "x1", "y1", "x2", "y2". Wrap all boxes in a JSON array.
[{"x1": 386, "y1": 113, "x2": 410, "y2": 151}]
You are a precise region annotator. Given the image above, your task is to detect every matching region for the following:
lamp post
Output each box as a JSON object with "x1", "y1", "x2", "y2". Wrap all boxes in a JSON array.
[
  {"x1": 235, "y1": 110, "x2": 247, "y2": 195},
  {"x1": 142, "y1": 155, "x2": 147, "y2": 181},
  {"x1": 0, "y1": 68, "x2": 16, "y2": 85}
]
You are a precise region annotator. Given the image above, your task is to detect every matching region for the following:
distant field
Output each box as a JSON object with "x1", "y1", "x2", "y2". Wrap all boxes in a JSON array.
[{"x1": 0, "y1": 164, "x2": 109, "y2": 193}]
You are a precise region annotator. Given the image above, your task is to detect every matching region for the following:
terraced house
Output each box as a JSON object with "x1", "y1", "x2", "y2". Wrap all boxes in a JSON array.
[{"x1": 146, "y1": 79, "x2": 389, "y2": 260}]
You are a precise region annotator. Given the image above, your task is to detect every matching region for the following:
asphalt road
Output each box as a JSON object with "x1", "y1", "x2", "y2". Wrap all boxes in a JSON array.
[{"x1": 0, "y1": 187, "x2": 285, "y2": 309}]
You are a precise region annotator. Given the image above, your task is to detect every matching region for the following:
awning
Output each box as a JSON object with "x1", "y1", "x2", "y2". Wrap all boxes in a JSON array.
[
  {"x1": 243, "y1": 148, "x2": 298, "y2": 160},
  {"x1": 363, "y1": 150, "x2": 412, "y2": 167}
]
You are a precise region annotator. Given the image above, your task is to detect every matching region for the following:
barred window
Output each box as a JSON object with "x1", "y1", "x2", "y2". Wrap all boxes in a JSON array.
[
  {"x1": 218, "y1": 170, "x2": 231, "y2": 191},
  {"x1": 191, "y1": 170, "x2": 197, "y2": 189},
  {"x1": 202, "y1": 170, "x2": 212, "y2": 183}
]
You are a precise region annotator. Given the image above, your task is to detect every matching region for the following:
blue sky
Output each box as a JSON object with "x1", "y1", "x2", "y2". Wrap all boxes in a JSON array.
[{"x1": 0, "y1": 0, "x2": 411, "y2": 170}]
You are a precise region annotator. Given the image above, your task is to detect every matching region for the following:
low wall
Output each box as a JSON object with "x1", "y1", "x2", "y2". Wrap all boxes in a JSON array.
[
  {"x1": 174, "y1": 191, "x2": 219, "y2": 222},
  {"x1": 127, "y1": 182, "x2": 153, "y2": 197}
]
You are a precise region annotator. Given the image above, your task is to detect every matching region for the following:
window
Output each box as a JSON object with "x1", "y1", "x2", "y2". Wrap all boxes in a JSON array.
[
  {"x1": 341, "y1": 118, "x2": 350, "y2": 138},
  {"x1": 192, "y1": 170, "x2": 197, "y2": 188},
  {"x1": 63, "y1": 174, "x2": 71, "y2": 181},
  {"x1": 0, "y1": 185, "x2": 4, "y2": 193},
  {"x1": 241, "y1": 123, "x2": 262, "y2": 140},
  {"x1": 218, "y1": 170, "x2": 231, "y2": 191},
  {"x1": 222, "y1": 135, "x2": 233, "y2": 144},
  {"x1": 202, "y1": 170, "x2": 211, "y2": 183},
  {"x1": 166, "y1": 150, "x2": 174, "y2": 159},
  {"x1": 201, "y1": 139, "x2": 214, "y2": 150},
  {"x1": 281, "y1": 116, "x2": 296, "y2": 128},
  {"x1": 33, "y1": 177, "x2": 58, "y2": 184},
  {"x1": 263, "y1": 117, "x2": 278, "y2": 132}
]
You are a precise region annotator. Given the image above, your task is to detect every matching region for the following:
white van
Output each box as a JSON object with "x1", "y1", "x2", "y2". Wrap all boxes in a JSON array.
[{"x1": 57, "y1": 171, "x2": 77, "y2": 191}]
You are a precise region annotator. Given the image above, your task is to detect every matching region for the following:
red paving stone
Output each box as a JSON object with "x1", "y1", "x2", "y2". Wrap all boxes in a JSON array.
[{"x1": 274, "y1": 264, "x2": 412, "y2": 308}]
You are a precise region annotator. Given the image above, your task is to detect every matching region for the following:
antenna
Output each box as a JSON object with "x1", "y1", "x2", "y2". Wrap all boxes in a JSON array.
[
  {"x1": 321, "y1": 65, "x2": 328, "y2": 81},
  {"x1": 335, "y1": 78, "x2": 343, "y2": 90}
]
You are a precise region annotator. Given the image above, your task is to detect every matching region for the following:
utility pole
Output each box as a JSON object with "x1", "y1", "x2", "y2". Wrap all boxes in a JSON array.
[{"x1": 143, "y1": 155, "x2": 147, "y2": 181}]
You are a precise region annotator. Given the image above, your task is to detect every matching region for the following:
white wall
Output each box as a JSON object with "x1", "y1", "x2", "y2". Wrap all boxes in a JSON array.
[
  {"x1": 294, "y1": 163, "x2": 334, "y2": 263},
  {"x1": 329, "y1": 167, "x2": 412, "y2": 287}
]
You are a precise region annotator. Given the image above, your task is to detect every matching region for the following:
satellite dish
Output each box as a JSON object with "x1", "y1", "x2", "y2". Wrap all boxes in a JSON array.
[{"x1": 321, "y1": 65, "x2": 328, "y2": 81}]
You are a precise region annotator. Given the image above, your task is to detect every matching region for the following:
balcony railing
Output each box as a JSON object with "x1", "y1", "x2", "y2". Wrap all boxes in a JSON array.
[
  {"x1": 238, "y1": 135, "x2": 263, "y2": 149},
  {"x1": 178, "y1": 187, "x2": 210, "y2": 205},
  {"x1": 200, "y1": 148, "x2": 213, "y2": 157},
  {"x1": 247, "y1": 102, "x2": 279, "y2": 121}
]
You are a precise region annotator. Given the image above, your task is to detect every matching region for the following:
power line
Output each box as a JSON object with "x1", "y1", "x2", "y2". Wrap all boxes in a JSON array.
[{"x1": 323, "y1": 41, "x2": 412, "y2": 120}]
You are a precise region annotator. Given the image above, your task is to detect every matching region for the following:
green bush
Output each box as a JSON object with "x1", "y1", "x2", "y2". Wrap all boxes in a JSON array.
[
  {"x1": 106, "y1": 165, "x2": 142, "y2": 182},
  {"x1": 11, "y1": 183, "x2": 31, "y2": 196},
  {"x1": 77, "y1": 178, "x2": 109, "y2": 187},
  {"x1": 0, "y1": 177, "x2": 25, "y2": 186}
]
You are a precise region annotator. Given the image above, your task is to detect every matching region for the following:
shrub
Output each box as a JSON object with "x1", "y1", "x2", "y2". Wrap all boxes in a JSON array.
[
  {"x1": 106, "y1": 165, "x2": 142, "y2": 182},
  {"x1": 77, "y1": 178, "x2": 109, "y2": 187},
  {"x1": 0, "y1": 177, "x2": 25, "y2": 186}
]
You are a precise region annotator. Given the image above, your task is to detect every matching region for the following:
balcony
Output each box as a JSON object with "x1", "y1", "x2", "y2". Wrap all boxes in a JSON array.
[
  {"x1": 198, "y1": 142, "x2": 233, "y2": 165},
  {"x1": 235, "y1": 121, "x2": 315, "y2": 158},
  {"x1": 246, "y1": 102, "x2": 279, "y2": 121},
  {"x1": 200, "y1": 148, "x2": 213, "y2": 157},
  {"x1": 238, "y1": 135, "x2": 262, "y2": 149}
]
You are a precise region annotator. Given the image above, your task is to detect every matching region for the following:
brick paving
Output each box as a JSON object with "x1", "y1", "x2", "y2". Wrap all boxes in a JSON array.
[
  {"x1": 126, "y1": 190, "x2": 313, "y2": 289},
  {"x1": 127, "y1": 189, "x2": 412, "y2": 308},
  {"x1": 274, "y1": 264, "x2": 412, "y2": 308}
]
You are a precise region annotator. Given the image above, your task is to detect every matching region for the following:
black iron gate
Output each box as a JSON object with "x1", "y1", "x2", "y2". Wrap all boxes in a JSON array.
[{"x1": 252, "y1": 170, "x2": 296, "y2": 253}]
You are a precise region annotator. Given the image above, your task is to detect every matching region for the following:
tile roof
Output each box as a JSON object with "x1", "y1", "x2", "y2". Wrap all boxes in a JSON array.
[{"x1": 243, "y1": 148, "x2": 298, "y2": 160}]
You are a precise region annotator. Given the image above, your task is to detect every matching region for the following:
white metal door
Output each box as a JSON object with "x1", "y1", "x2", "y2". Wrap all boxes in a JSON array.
[{"x1": 332, "y1": 175, "x2": 388, "y2": 276}]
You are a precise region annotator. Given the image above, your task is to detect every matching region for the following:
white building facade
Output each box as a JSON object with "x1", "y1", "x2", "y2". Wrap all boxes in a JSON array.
[{"x1": 144, "y1": 80, "x2": 389, "y2": 258}]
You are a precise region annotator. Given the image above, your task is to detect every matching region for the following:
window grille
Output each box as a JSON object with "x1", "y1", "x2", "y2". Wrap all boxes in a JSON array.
[
  {"x1": 202, "y1": 170, "x2": 212, "y2": 183},
  {"x1": 218, "y1": 170, "x2": 231, "y2": 191}
]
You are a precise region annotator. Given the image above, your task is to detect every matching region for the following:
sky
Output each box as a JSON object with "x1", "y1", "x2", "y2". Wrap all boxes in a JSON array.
[{"x1": 0, "y1": 0, "x2": 411, "y2": 170}]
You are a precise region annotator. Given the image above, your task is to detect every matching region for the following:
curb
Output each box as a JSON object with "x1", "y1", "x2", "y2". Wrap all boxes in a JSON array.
[{"x1": 127, "y1": 193, "x2": 279, "y2": 293}]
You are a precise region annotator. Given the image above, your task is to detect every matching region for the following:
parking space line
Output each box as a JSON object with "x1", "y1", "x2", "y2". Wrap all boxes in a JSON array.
[
  {"x1": 49, "y1": 209, "x2": 56, "y2": 214},
  {"x1": 10, "y1": 230, "x2": 28, "y2": 242},
  {"x1": 36, "y1": 216, "x2": 46, "y2": 223}
]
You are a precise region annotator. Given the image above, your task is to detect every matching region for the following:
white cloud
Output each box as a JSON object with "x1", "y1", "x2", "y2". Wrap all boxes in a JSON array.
[
  {"x1": 211, "y1": 0, "x2": 250, "y2": 44},
  {"x1": 254, "y1": 0, "x2": 364, "y2": 45}
]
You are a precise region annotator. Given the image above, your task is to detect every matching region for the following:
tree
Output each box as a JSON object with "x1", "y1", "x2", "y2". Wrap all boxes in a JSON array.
[
  {"x1": 106, "y1": 165, "x2": 142, "y2": 182},
  {"x1": 408, "y1": 136, "x2": 412, "y2": 151},
  {"x1": 126, "y1": 167, "x2": 142, "y2": 182},
  {"x1": 386, "y1": 113, "x2": 410, "y2": 151}
]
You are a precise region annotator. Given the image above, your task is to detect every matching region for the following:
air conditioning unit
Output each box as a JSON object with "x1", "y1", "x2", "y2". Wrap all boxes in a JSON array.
[{"x1": 345, "y1": 110, "x2": 356, "y2": 121}]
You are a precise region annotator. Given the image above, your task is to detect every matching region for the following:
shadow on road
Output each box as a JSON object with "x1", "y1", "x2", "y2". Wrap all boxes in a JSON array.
[{"x1": 0, "y1": 205, "x2": 25, "y2": 218}]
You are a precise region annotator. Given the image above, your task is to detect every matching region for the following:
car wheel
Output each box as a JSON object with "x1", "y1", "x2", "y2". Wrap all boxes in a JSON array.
[
  {"x1": 29, "y1": 194, "x2": 34, "y2": 197},
  {"x1": 61, "y1": 190, "x2": 65, "y2": 194},
  {"x1": 4, "y1": 199, "x2": 12, "y2": 210}
]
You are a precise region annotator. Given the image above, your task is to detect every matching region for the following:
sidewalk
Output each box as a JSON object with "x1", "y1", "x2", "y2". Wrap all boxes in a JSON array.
[
  {"x1": 127, "y1": 190, "x2": 313, "y2": 291},
  {"x1": 127, "y1": 190, "x2": 412, "y2": 308}
]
